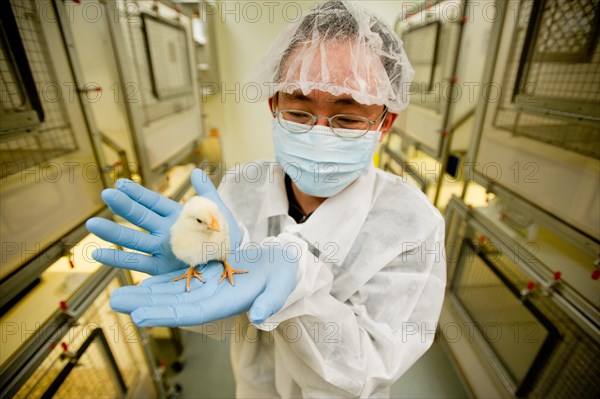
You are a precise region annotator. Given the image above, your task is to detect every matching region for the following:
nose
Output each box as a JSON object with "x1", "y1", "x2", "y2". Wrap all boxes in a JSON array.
[{"x1": 314, "y1": 115, "x2": 331, "y2": 127}]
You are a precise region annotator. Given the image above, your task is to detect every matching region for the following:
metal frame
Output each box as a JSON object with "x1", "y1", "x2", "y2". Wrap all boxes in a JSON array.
[
  {"x1": 392, "y1": 126, "x2": 438, "y2": 160},
  {"x1": 451, "y1": 239, "x2": 560, "y2": 397},
  {"x1": 493, "y1": 0, "x2": 600, "y2": 158},
  {"x1": 0, "y1": 206, "x2": 113, "y2": 314},
  {"x1": 470, "y1": 170, "x2": 599, "y2": 258},
  {"x1": 103, "y1": 1, "x2": 157, "y2": 187},
  {"x1": 380, "y1": 129, "x2": 430, "y2": 193},
  {"x1": 389, "y1": 0, "x2": 491, "y2": 209},
  {"x1": 445, "y1": 1, "x2": 600, "y2": 395},
  {"x1": 0, "y1": 0, "x2": 44, "y2": 133},
  {"x1": 446, "y1": 195, "x2": 599, "y2": 336},
  {"x1": 463, "y1": 0, "x2": 508, "y2": 189},
  {"x1": 0, "y1": 265, "x2": 118, "y2": 397},
  {"x1": 140, "y1": 12, "x2": 193, "y2": 100},
  {"x1": 116, "y1": 270, "x2": 169, "y2": 399},
  {"x1": 402, "y1": 20, "x2": 442, "y2": 92},
  {"x1": 52, "y1": 0, "x2": 109, "y2": 188},
  {"x1": 1, "y1": 266, "x2": 168, "y2": 399},
  {"x1": 444, "y1": 195, "x2": 600, "y2": 397},
  {"x1": 515, "y1": 0, "x2": 600, "y2": 94},
  {"x1": 103, "y1": 0, "x2": 200, "y2": 190},
  {"x1": 100, "y1": 132, "x2": 133, "y2": 180},
  {"x1": 41, "y1": 328, "x2": 127, "y2": 398},
  {"x1": 433, "y1": 0, "x2": 469, "y2": 203},
  {"x1": 196, "y1": 0, "x2": 222, "y2": 97}
]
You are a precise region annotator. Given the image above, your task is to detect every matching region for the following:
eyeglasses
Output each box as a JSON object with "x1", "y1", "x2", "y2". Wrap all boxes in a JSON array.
[{"x1": 272, "y1": 106, "x2": 388, "y2": 138}]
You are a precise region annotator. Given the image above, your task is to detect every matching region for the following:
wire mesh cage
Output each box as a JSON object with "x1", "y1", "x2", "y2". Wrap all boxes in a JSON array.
[
  {"x1": 494, "y1": 0, "x2": 600, "y2": 159},
  {"x1": 0, "y1": 0, "x2": 78, "y2": 179},
  {"x1": 12, "y1": 278, "x2": 143, "y2": 398},
  {"x1": 14, "y1": 332, "x2": 125, "y2": 399},
  {"x1": 402, "y1": 20, "x2": 444, "y2": 112},
  {"x1": 0, "y1": 1, "x2": 44, "y2": 132},
  {"x1": 452, "y1": 240, "x2": 558, "y2": 396},
  {"x1": 403, "y1": 21, "x2": 441, "y2": 91},
  {"x1": 451, "y1": 228, "x2": 600, "y2": 398},
  {"x1": 141, "y1": 13, "x2": 193, "y2": 100},
  {"x1": 116, "y1": 1, "x2": 195, "y2": 124}
]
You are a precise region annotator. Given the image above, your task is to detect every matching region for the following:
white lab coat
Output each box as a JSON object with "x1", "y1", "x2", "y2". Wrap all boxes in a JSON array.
[{"x1": 193, "y1": 161, "x2": 446, "y2": 398}]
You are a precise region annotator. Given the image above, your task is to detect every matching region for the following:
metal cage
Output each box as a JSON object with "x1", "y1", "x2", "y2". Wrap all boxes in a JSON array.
[
  {"x1": 494, "y1": 0, "x2": 600, "y2": 159},
  {"x1": 117, "y1": 2, "x2": 195, "y2": 124},
  {"x1": 403, "y1": 20, "x2": 442, "y2": 93},
  {"x1": 0, "y1": 0, "x2": 79, "y2": 179},
  {"x1": 445, "y1": 195, "x2": 600, "y2": 398}
]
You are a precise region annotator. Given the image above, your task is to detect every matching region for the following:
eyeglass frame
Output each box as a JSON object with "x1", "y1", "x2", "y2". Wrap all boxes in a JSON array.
[{"x1": 271, "y1": 105, "x2": 389, "y2": 138}]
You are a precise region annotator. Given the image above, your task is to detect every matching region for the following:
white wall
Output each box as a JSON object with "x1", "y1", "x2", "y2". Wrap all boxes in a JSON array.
[{"x1": 204, "y1": 1, "x2": 409, "y2": 166}]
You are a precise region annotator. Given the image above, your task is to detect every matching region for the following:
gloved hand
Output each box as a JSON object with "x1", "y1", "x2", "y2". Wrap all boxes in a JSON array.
[
  {"x1": 110, "y1": 245, "x2": 298, "y2": 326},
  {"x1": 86, "y1": 169, "x2": 242, "y2": 275}
]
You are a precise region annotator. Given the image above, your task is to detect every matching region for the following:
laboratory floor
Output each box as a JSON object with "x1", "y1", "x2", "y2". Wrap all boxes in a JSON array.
[{"x1": 156, "y1": 329, "x2": 470, "y2": 398}]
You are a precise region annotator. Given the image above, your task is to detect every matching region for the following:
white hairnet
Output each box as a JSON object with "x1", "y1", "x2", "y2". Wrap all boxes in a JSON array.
[{"x1": 247, "y1": 0, "x2": 414, "y2": 113}]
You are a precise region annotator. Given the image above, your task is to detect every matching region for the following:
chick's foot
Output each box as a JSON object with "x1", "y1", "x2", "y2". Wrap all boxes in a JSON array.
[
  {"x1": 218, "y1": 260, "x2": 248, "y2": 286},
  {"x1": 172, "y1": 266, "x2": 205, "y2": 293}
]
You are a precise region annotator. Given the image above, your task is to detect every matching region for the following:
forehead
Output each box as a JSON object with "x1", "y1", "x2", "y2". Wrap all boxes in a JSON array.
[{"x1": 280, "y1": 39, "x2": 386, "y2": 95}]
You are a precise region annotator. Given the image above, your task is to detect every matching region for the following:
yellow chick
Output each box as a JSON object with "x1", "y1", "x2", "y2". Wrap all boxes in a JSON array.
[{"x1": 170, "y1": 196, "x2": 247, "y2": 292}]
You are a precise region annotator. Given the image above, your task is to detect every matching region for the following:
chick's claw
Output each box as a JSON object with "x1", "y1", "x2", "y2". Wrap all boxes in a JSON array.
[
  {"x1": 172, "y1": 266, "x2": 205, "y2": 293},
  {"x1": 218, "y1": 260, "x2": 248, "y2": 286}
]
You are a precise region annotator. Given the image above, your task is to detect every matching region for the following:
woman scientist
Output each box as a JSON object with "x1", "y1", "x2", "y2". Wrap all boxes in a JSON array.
[{"x1": 86, "y1": 1, "x2": 446, "y2": 397}]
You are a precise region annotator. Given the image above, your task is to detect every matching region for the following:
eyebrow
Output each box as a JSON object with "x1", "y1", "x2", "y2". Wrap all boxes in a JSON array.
[{"x1": 281, "y1": 92, "x2": 361, "y2": 106}]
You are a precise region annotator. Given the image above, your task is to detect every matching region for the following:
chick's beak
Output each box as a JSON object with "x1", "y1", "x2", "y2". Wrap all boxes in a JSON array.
[{"x1": 208, "y1": 213, "x2": 220, "y2": 232}]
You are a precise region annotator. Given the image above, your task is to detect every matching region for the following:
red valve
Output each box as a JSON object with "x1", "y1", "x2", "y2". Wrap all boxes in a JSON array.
[
  {"x1": 59, "y1": 301, "x2": 68, "y2": 311},
  {"x1": 520, "y1": 280, "x2": 536, "y2": 299},
  {"x1": 592, "y1": 269, "x2": 600, "y2": 281},
  {"x1": 478, "y1": 235, "x2": 486, "y2": 244},
  {"x1": 50, "y1": 342, "x2": 57, "y2": 350},
  {"x1": 61, "y1": 342, "x2": 68, "y2": 352},
  {"x1": 96, "y1": 86, "x2": 102, "y2": 93},
  {"x1": 461, "y1": 15, "x2": 468, "y2": 24},
  {"x1": 553, "y1": 271, "x2": 562, "y2": 281}
]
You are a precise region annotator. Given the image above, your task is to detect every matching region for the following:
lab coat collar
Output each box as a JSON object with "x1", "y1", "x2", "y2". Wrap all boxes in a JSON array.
[
  {"x1": 263, "y1": 163, "x2": 376, "y2": 267},
  {"x1": 262, "y1": 162, "x2": 289, "y2": 218}
]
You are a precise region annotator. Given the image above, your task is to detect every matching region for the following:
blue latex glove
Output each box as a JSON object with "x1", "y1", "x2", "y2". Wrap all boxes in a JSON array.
[
  {"x1": 86, "y1": 169, "x2": 242, "y2": 275},
  {"x1": 110, "y1": 246, "x2": 298, "y2": 326}
]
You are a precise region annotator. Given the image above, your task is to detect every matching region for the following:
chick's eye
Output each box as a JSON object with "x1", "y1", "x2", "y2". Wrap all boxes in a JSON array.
[{"x1": 196, "y1": 218, "x2": 203, "y2": 224}]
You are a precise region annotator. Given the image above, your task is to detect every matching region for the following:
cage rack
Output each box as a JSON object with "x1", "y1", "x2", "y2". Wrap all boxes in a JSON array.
[
  {"x1": 94, "y1": 0, "x2": 202, "y2": 190},
  {"x1": 444, "y1": 195, "x2": 600, "y2": 397}
]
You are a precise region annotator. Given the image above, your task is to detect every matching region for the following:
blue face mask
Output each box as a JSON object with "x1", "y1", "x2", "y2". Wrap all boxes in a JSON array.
[{"x1": 272, "y1": 119, "x2": 381, "y2": 197}]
